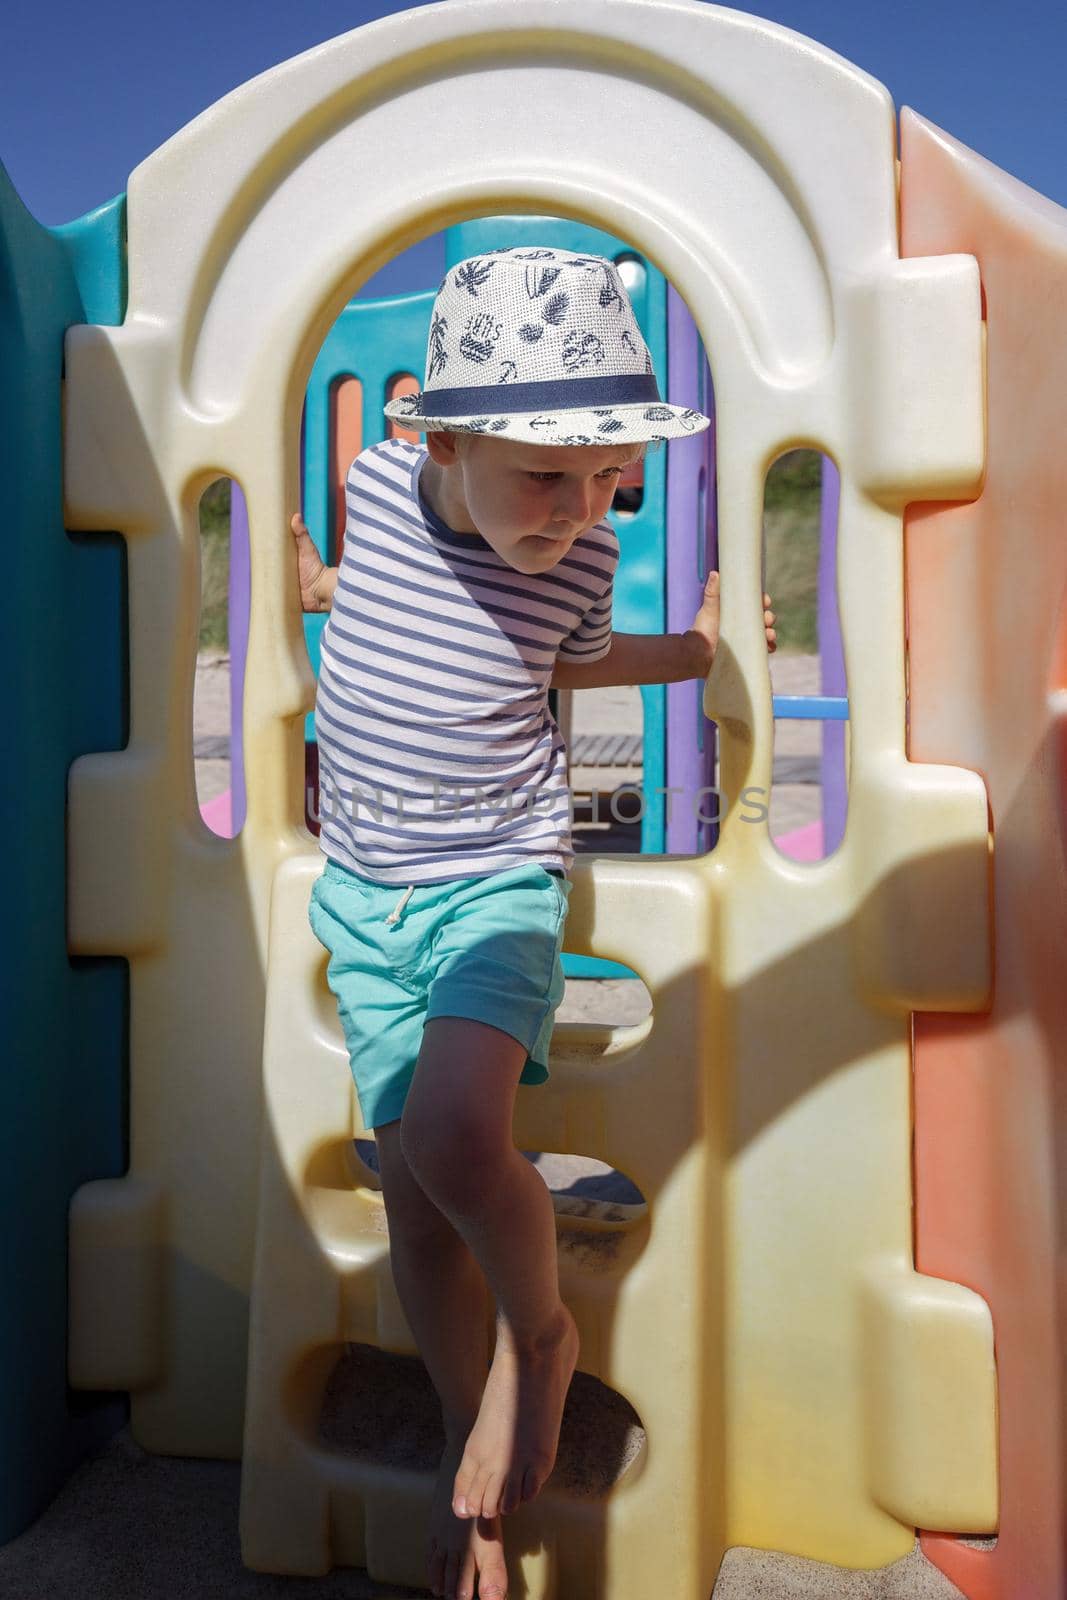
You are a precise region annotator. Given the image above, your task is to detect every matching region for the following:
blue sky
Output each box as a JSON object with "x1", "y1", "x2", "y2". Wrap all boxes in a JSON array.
[{"x1": 5, "y1": 0, "x2": 1065, "y2": 296}]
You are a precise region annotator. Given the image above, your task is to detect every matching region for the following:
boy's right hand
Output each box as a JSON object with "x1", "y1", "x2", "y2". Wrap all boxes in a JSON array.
[{"x1": 291, "y1": 513, "x2": 336, "y2": 612}]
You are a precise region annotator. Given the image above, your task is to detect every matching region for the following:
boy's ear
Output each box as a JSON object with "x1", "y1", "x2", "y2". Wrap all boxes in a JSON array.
[{"x1": 425, "y1": 429, "x2": 465, "y2": 467}]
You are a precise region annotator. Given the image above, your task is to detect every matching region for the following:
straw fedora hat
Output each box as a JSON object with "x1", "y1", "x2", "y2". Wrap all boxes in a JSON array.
[{"x1": 383, "y1": 246, "x2": 710, "y2": 447}]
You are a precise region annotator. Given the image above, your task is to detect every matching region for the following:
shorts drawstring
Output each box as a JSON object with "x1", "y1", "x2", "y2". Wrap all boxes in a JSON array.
[{"x1": 385, "y1": 885, "x2": 415, "y2": 926}]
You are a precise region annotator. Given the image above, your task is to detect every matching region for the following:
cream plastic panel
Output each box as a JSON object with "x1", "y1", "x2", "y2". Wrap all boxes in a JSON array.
[{"x1": 61, "y1": 0, "x2": 993, "y2": 1588}]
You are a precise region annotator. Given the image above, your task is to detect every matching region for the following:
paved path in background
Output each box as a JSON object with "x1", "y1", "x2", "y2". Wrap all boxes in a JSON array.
[
  {"x1": 194, "y1": 651, "x2": 827, "y2": 833},
  {"x1": 193, "y1": 649, "x2": 232, "y2": 806}
]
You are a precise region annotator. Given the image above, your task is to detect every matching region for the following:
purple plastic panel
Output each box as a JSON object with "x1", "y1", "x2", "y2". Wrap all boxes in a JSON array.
[
  {"x1": 228, "y1": 482, "x2": 250, "y2": 835},
  {"x1": 817, "y1": 458, "x2": 846, "y2": 853},
  {"x1": 665, "y1": 283, "x2": 718, "y2": 853}
]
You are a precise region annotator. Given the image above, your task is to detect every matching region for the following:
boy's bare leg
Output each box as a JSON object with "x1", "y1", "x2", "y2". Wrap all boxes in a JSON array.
[
  {"x1": 376, "y1": 1121, "x2": 491, "y2": 1437},
  {"x1": 400, "y1": 1017, "x2": 580, "y2": 1524},
  {"x1": 375, "y1": 1122, "x2": 508, "y2": 1600}
]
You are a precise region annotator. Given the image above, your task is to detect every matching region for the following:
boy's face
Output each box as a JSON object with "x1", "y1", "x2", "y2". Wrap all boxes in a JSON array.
[{"x1": 423, "y1": 432, "x2": 642, "y2": 574}]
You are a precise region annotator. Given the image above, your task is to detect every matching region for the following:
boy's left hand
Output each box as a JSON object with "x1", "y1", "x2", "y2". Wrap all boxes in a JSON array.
[{"x1": 685, "y1": 571, "x2": 777, "y2": 676}]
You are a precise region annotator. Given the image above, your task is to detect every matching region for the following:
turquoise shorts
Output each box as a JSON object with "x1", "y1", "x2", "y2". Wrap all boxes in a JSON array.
[{"x1": 308, "y1": 858, "x2": 571, "y2": 1130}]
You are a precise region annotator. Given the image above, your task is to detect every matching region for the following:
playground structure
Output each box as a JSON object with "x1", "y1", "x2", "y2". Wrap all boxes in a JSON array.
[{"x1": 3, "y1": 1, "x2": 1066, "y2": 1596}]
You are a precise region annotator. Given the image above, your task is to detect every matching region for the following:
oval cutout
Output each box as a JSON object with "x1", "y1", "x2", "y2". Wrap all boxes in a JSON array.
[
  {"x1": 312, "y1": 1341, "x2": 646, "y2": 1498},
  {"x1": 762, "y1": 448, "x2": 848, "y2": 862},
  {"x1": 195, "y1": 476, "x2": 245, "y2": 837}
]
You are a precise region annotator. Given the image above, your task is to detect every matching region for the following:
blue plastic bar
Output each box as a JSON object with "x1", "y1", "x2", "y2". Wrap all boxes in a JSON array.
[{"x1": 771, "y1": 695, "x2": 850, "y2": 721}]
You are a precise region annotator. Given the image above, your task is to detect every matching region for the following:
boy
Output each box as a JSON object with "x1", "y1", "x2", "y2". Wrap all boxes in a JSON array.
[{"x1": 292, "y1": 248, "x2": 776, "y2": 1600}]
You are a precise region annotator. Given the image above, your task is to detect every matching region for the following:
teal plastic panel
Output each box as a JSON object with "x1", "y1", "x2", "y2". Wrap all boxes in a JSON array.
[{"x1": 0, "y1": 171, "x2": 128, "y2": 1545}]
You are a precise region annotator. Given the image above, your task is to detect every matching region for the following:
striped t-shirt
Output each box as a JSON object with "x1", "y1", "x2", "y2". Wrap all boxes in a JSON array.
[{"x1": 314, "y1": 438, "x2": 619, "y2": 885}]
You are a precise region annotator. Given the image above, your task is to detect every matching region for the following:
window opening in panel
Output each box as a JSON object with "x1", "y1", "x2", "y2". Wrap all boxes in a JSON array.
[
  {"x1": 761, "y1": 449, "x2": 848, "y2": 861},
  {"x1": 195, "y1": 476, "x2": 246, "y2": 838}
]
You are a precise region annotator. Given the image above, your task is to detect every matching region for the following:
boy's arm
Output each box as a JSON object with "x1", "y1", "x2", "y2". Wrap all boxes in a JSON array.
[
  {"x1": 307, "y1": 565, "x2": 339, "y2": 612},
  {"x1": 551, "y1": 630, "x2": 710, "y2": 690},
  {"x1": 291, "y1": 513, "x2": 339, "y2": 612},
  {"x1": 551, "y1": 572, "x2": 776, "y2": 689},
  {"x1": 552, "y1": 571, "x2": 723, "y2": 689}
]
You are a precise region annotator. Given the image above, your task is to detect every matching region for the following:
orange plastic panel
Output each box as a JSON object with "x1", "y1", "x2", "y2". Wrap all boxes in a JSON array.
[
  {"x1": 902, "y1": 107, "x2": 1067, "y2": 1600},
  {"x1": 332, "y1": 376, "x2": 363, "y2": 562},
  {"x1": 385, "y1": 372, "x2": 419, "y2": 443}
]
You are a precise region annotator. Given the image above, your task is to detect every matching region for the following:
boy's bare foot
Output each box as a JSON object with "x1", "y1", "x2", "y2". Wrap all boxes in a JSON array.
[
  {"x1": 452, "y1": 1304, "x2": 578, "y2": 1521},
  {"x1": 430, "y1": 1437, "x2": 508, "y2": 1599}
]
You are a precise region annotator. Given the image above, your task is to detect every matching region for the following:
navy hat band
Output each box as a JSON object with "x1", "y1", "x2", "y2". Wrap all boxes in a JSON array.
[{"x1": 417, "y1": 373, "x2": 662, "y2": 417}]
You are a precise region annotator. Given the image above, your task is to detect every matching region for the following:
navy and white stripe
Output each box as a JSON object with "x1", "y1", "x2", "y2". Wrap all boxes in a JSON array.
[{"x1": 315, "y1": 438, "x2": 618, "y2": 885}]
